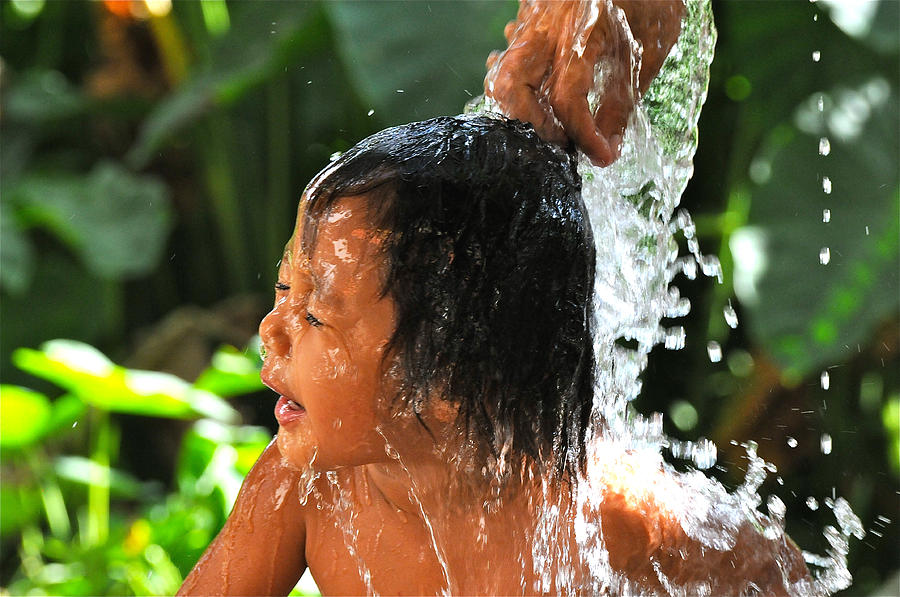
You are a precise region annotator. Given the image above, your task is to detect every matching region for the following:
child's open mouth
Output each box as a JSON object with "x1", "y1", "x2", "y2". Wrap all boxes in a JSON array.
[{"x1": 275, "y1": 395, "x2": 307, "y2": 426}]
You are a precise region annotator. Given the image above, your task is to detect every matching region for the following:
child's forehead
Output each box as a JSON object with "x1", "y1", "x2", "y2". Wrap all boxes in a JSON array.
[{"x1": 288, "y1": 194, "x2": 386, "y2": 290}]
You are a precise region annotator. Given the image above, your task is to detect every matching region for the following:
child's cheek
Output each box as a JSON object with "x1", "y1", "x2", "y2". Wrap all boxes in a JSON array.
[{"x1": 303, "y1": 333, "x2": 355, "y2": 381}]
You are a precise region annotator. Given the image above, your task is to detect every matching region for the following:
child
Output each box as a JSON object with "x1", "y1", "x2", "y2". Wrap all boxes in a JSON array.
[{"x1": 179, "y1": 115, "x2": 809, "y2": 596}]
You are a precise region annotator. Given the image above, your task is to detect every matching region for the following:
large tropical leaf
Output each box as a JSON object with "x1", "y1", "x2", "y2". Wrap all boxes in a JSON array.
[{"x1": 326, "y1": 0, "x2": 512, "y2": 124}]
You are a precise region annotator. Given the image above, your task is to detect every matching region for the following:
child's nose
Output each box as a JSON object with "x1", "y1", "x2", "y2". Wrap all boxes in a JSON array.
[{"x1": 259, "y1": 304, "x2": 291, "y2": 359}]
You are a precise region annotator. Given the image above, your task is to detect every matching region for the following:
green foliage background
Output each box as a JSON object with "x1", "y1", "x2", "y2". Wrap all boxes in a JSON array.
[{"x1": 1, "y1": 0, "x2": 897, "y2": 595}]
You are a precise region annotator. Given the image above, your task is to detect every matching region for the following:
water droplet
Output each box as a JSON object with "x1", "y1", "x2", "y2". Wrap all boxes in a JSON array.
[
  {"x1": 333, "y1": 418, "x2": 342, "y2": 430},
  {"x1": 723, "y1": 300, "x2": 739, "y2": 328},
  {"x1": 385, "y1": 444, "x2": 400, "y2": 460},
  {"x1": 692, "y1": 438, "x2": 717, "y2": 469},
  {"x1": 865, "y1": 226, "x2": 870, "y2": 235},
  {"x1": 819, "y1": 137, "x2": 831, "y2": 155},
  {"x1": 329, "y1": 151, "x2": 341, "y2": 162},
  {"x1": 812, "y1": 50, "x2": 821, "y2": 62},
  {"x1": 664, "y1": 327, "x2": 686, "y2": 350},
  {"x1": 707, "y1": 341, "x2": 722, "y2": 363},
  {"x1": 367, "y1": 109, "x2": 375, "y2": 116},
  {"x1": 813, "y1": 13, "x2": 818, "y2": 21},
  {"x1": 396, "y1": 89, "x2": 405, "y2": 93},
  {"x1": 787, "y1": 436, "x2": 798, "y2": 448},
  {"x1": 776, "y1": 476, "x2": 785, "y2": 485},
  {"x1": 817, "y1": 95, "x2": 825, "y2": 111},
  {"x1": 819, "y1": 247, "x2": 831, "y2": 265},
  {"x1": 807, "y1": 496, "x2": 820, "y2": 511},
  {"x1": 822, "y1": 209, "x2": 831, "y2": 223},
  {"x1": 767, "y1": 495, "x2": 787, "y2": 520},
  {"x1": 820, "y1": 433, "x2": 833, "y2": 455},
  {"x1": 820, "y1": 370, "x2": 830, "y2": 390},
  {"x1": 833, "y1": 497, "x2": 866, "y2": 539},
  {"x1": 700, "y1": 254, "x2": 723, "y2": 281},
  {"x1": 822, "y1": 176, "x2": 832, "y2": 194},
  {"x1": 72, "y1": 421, "x2": 78, "y2": 428}
]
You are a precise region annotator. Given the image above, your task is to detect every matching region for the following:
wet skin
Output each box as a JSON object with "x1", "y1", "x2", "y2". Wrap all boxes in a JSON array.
[{"x1": 178, "y1": 195, "x2": 810, "y2": 596}]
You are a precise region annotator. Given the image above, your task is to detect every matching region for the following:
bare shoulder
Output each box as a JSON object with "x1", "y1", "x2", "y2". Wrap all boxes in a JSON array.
[
  {"x1": 592, "y1": 462, "x2": 811, "y2": 594},
  {"x1": 178, "y1": 440, "x2": 310, "y2": 596}
]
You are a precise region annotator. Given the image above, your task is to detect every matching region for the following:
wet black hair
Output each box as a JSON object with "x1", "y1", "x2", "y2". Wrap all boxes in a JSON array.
[{"x1": 302, "y1": 115, "x2": 595, "y2": 478}]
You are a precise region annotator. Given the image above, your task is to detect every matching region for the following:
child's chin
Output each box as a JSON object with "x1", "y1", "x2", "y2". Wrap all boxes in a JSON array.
[{"x1": 276, "y1": 429, "x2": 319, "y2": 471}]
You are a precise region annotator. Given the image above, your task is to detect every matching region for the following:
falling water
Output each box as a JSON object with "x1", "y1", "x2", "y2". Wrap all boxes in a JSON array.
[{"x1": 476, "y1": 0, "x2": 857, "y2": 594}]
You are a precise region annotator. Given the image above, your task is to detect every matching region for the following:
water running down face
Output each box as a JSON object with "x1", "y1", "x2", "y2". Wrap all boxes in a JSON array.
[{"x1": 259, "y1": 194, "x2": 397, "y2": 470}]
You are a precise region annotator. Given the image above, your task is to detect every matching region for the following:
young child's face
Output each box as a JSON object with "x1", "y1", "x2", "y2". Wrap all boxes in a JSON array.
[{"x1": 259, "y1": 194, "x2": 397, "y2": 470}]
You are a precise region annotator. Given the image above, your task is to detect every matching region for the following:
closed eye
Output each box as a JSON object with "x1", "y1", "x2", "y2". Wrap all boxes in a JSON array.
[
  {"x1": 305, "y1": 312, "x2": 323, "y2": 327},
  {"x1": 275, "y1": 282, "x2": 290, "y2": 291}
]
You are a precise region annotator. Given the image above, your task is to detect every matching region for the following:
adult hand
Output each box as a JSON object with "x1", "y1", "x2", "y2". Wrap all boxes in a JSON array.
[{"x1": 485, "y1": 0, "x2": 684, "y2": 167}]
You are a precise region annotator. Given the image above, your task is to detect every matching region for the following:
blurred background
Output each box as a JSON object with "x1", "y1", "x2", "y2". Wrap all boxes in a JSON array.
[{"x1": 1, "y1": 0, "x2": 897, "y2": 594}]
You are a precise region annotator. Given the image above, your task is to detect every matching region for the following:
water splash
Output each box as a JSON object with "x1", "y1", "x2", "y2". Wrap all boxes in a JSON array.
[
  {"x1": 723, "y1": 300, "x2": 739, "y2": 328},
  {"x1": 706, "y1": 341, "x2": 723, "y2": 363},
  {"x1": 502, "y1": 0, "x2": 857, "y2": 592},
  {"x1": 820, "y1": 433, "x2": 833, "y2": 455}
]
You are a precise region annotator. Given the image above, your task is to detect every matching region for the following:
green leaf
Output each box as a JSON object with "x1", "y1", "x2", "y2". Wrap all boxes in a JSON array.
[
  {"x1": 0, "y1": 385, "x2": 51, "y2": 447},
  {"x1": 0, "y1": 485, "x2": 41, "y2": 537},
  {"x1": 0, "y1": 204, "x2": 34, "y2": 295},
  {"x1": 737, "y1": 82, "x2": 899, "y2": 377},
  {"x1": 3, "y1": 70, "x2": 89, "y2": 124},
  {"x1": 193, "y1": 344, "x2": 264, "y2": 397},
  {"x1": 12, "y1": 340, "x2": 239, "y2": 422},
  {"x1": 53, "y1": 456, "x2": 143, "y2": 498},
  {"x1": 325, "y1": 0, "x2": 512, "y2": 125},
  {"x1": 127, "y1": 2, "x2": 319, "y2": 167},
  {"x1": 44, "y1": 394, "x2": 88, "y2": 437},
  {"x1": 10, "y1": 161, "x2": 172, "y2": 279}
]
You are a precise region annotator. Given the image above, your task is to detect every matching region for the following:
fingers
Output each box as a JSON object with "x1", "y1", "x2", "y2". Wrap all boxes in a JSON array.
[
  {"x1": 504, "y1": 20, "x2": 517, "y2": 43},
  {"x1": 485, "y1": 50, "x2": 501, "y2": 72},
  {"x1": 485, "y1": 34, "x2": 566, "y2": 145},
  {"x1": 552, "y1": 87, "x2": 616, "y2": 166}
]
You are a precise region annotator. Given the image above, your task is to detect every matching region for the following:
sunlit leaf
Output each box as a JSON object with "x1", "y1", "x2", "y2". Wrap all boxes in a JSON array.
[
  {"x1": 0, "y1": 385, "x2": 51, "y2": 447},
  {"x1": 53, "y1": 456, "x2": 143, "y2": 498},
  {"x1": 12, "y1": 340, "x2": 239, "y2": 422},
  {"x1": 326, "y1": 1, "x2": 511, "y2": 125},
  {"x1": 44, "y1": 394, "x2": 88, "y2": 437},
  {"x1": 193, "y1": 345, "x2": 264, "y2": 397}
]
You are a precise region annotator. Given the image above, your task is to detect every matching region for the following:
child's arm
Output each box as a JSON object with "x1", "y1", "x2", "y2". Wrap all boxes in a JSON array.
[{"x1": 178, "y1": 441, "x2": 308, "y2": 596}]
